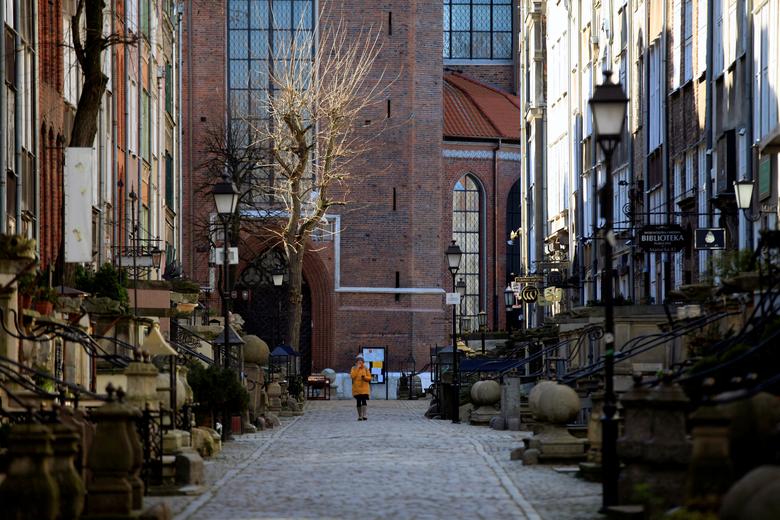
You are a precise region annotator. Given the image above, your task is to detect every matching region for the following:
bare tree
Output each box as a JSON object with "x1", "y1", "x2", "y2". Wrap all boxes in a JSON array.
[{"x1": 247, "y1": 13, "x2": 388, "y2": 353}]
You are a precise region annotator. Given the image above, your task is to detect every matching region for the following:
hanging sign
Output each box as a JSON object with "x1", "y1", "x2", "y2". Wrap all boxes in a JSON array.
[
  {"x1": 694, "y1": 228, "x2": 726, "y2": 250},
  {"x1": 637, "y1": 224, "x2": 687, "y2": 253},
  {"x1": 445, "y1": 292, "x2": 461, "y2": 305},
  {"x1": 520, "y1": 285, "x2": 540, "y2": 303},
  {"x1": 361, "y1": 347, "x2": 386, "y2": 384}
]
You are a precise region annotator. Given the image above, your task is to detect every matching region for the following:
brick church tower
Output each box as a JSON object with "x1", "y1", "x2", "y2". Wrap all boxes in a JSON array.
[{"x1": 182, "y1": 1, "x2": 520, "y2": 373}]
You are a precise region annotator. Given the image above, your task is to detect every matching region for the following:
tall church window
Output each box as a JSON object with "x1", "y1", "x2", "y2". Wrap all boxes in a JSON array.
[
  {"x1": 227, "y1": 0, "x2": 314, "y2": 204},
  {"x1": 453, "y1": 174, "x2": 482, "y2": 324},
  {"x1": 443, "y1": 0, "x2": 513, "y2": 60}
]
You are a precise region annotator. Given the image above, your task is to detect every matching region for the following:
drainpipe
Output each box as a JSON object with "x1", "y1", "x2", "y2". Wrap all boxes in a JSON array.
[
  {"x1": 705, "y1": 0, "x2": 714, "y2": 239},
  {"x1": 492, "y1": 139, "x2": 500, "y2": 330},
  {"x1": 0, "y1": 0, "x2": 6, "y2": 232},
  {"x1": 176, "y1": 3, "x2": 183, "y2": 266},
  {"x1": 124, "y1": 0, "x2": 130, "y2": 247},
  {"x1": 627, "y1": 0, "x2": 636, "y2": 304},
  {"x1": 137, "y1": 0, "x2": 143, "y2": 241},
  {"x1": 14, "y1": 0, "x2": 22, "y2": 227},
  {"x1": 662, "y1": 0, "x2": 671, "y2": 300},
  {"x1": 186, "y1": 0, "x2": 193, "y2": 276},
  {"x1": 33, "y1": 0, "x2": 40, "y2": 250},
  {"x1": 745, "y1": 0, "x2": 755, "y2": 247},
  {"x1": 111, "y1": 0, "x2": 118, "y2": 259}
]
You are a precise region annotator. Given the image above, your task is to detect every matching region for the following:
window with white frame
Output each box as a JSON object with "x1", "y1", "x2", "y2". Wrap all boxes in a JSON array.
[
  {"x1": 672, "y1": 0, "x2": 682, "y2": 89},
  {"x1": 754, "y1": 0, "x2": 779, "y2": 141},
  {"x1": 697, "y1": 0, "x2": 707, "y2": 76},
  {"x1": 452, "y1": 174, "x2": 482, "y2": 322},
  {"x1": 648, "y1": 44, "x2": 663, "y2": 151},
  {"x1": 443, "y1": 0, "x2": 513, "y2": 61},
  {"x1": 684, "y1": 0, "x2": 693, "y2": 82}
]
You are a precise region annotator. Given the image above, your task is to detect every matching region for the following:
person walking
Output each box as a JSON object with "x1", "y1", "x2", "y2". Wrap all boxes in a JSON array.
[{"x1": 351, "y1": 354, "x2": 372, "y2": 421}]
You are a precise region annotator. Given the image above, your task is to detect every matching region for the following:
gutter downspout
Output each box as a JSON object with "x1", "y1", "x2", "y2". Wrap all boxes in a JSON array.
[
  {"x1": 492, "y1": 139, "x2": 500, "y2": 330},
  {"x1": 137, "y1": 0, "x2": 143, "y2": 241},
  {"x1": 111, "y1": 0, "x2": 118, "y2": 259},
  {"x1": 124, "y1": 0, "x2": 130, "y2": 247},
  {"x1": 186, "y1": 0, "x2": 193, "y2": 276},
  {"x1": 176, "y1": 3, "x2": 183, "y2": 267},
  {"x1": 14, "y1": 0, "x2": 22, "y2": 227},
  {"x1": 627, "y1": 0, "x2": 636, "y2": 304},
  {"x1": 662, "y1": 0, "x2": 671, "y2": 300},
  {"x1": 33, "y1": 0, "x2": 40, "y2": 251},
  {"x1": 745, "y1": 0, "x2": 755, "y2": 247},
  {"x1": 705, "y1": 0, "x2": 714, "y2": 239}
]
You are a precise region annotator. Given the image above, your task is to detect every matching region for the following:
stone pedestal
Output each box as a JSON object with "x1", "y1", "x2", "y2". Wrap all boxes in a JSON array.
[
  {"x1": 267, "y1": 380, "x2": 282, "y2": 413},
  {"x1": 0, "y1": 423, "x2": 60, "y2": 520},
  {"x1": 685, "y1": 405, "x2": 733, "y2": 512},
  {"x1": 124, "y1": 361, "x2": 160, "y2": 411},
  {"x1": 500, "y1": 376, "x2": 523, "y2": 421},
  {"x1": 527, "y1": 381, "x2": 585, "y2": 462},
  {"x1": 83, "y1": 386, "x2": 136, "y2": 518},
  {"x1": 469, "y1": 380, "x2": 501, "y2": 425},
  {"x1": 617, "y1": 377, "x2": 691, "y2": 515},
  {"x1": 51, "y1": 423, "x2": 86, "y2": 519}
]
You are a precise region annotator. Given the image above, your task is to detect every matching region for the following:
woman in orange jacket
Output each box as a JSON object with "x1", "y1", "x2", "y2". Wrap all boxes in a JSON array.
[{"x1": 350, "y1": 354, "x2": 372, "y2": 420}]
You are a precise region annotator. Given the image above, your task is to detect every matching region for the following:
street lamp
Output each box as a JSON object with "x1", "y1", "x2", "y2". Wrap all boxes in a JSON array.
[
  {"x1": 478, "y1": 310, "x2": 487, "y2": 356},
  {"x1": 272, "y1": 267, "x2": 285, "y2": 346},
  {"x1": 445, "y1": 240, "x2": 462, "y2": 423},
  {"x1": 590, "y1": 69, "x2": 627, "y2": 512},
  {"x1": 734, "y1": 180, "x2": 761, "y2": 222},
  {"x1": 213, "y1": 173, "x2": 240, "y2": 368},
  {"x1": 504, "y1": 284, "x2": 515, "y2": 331}
]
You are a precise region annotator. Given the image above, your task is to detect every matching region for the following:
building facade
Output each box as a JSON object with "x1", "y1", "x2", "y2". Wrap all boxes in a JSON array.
[
  {"x1": 182, "y1": 0, "x2": 523, "y2": 372},
  {"x1": 517, "y1": 0, "x2": 780, "y2": 317}
]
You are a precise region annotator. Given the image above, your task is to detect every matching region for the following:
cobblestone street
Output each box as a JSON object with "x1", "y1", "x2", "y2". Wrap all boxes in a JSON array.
[{"x1": 154, "y1": 400, "x2": 600, "y2": 520}]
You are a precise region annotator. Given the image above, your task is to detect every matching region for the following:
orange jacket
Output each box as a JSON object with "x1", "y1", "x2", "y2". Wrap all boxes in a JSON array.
[{"x1": 350, "y1": 365, "x2": 372, "y2": 396}]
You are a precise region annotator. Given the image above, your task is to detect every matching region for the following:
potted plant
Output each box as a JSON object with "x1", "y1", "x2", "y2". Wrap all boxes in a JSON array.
[
  {"x1": 17, "y1": 272, "x2": 37, "y2": 309},
  {"x1": 34, "y1": 286, "x2": 59, "y2": 316}
]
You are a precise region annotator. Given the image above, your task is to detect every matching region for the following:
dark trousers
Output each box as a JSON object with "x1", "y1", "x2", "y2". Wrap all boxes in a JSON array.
[{"x1": 355, "y1": 394, "x2": 368, "y2": 407}]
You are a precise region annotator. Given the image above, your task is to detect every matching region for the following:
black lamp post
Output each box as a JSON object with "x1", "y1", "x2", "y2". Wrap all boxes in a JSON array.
[
  {"x1": 272, "y1": 267, "x2": 285, "y2": 346},
  {"x1": 590, "y1": 69, "x2": 628, "y2": 511},
  {"x1": 456, "y1": 277, "x2": 467, "y2": 336},
  {"x1": 213, "y1": 173, "x2": 240, "y2": 368},
  {"x1": 445, "y1": 240, "x2": 463, "y2": 423},
  {"x1": 478, "y1": 310, "x2": 487, "y2": 355}
]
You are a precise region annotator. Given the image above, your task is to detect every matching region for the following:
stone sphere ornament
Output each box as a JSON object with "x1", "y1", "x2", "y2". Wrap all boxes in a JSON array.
[
  {"x1": 530, "y1": 381, "x2": 580, "y2": 424},
  {"x1": 321, "y1": 368, "x2": 337, "y2": 385},
  {"x1": 243, "y1": 335, "x2": 270, "y2": 366},
  {"x1": 470, "y1": 380, "x2": 501, "y2": 406}
]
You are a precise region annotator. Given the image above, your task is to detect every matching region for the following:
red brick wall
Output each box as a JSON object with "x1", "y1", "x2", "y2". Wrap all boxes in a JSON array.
[{"x1": 182, "y1": 1, "x2": 522, "y2": 372}]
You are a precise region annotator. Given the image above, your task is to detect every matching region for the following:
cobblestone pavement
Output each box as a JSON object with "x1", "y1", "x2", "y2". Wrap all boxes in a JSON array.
[{"x1": 152, "y1": 400, "x2": 601, "y2": 520}]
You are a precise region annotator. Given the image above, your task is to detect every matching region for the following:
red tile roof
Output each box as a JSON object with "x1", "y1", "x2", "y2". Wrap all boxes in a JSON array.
[{"x1": 443, "y1": 72, "x2": 521, "y2": 141}]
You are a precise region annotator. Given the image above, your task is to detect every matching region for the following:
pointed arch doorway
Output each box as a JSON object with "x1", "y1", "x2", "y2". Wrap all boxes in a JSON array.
[{"x1": 232, "y1": 249, "x2": 314, "y2": 377}]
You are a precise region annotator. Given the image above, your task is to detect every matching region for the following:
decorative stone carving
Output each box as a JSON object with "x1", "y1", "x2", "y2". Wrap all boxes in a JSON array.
[{"x1": 243, "y1": 335, "x2": 270, "y2": 366}]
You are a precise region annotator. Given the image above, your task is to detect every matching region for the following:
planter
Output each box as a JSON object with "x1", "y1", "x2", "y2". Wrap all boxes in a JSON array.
[
  {"x1": 34, "y1": 301, "x2": 54, "y2": 316},
  {"x1": 19, "y1": 293, "x2": 33, "y2": 309},
  {"x1": 721, "y1": 271, "x2": 761, "y2": 294}
]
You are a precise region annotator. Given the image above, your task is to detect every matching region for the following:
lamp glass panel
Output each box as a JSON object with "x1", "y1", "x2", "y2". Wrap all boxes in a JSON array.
[
  {"x1": 592, "y1": 102, "x2": 626, "y2": 137},
  {"x1": 733, "y1": 181, "x2": 754, "y2": 210}
]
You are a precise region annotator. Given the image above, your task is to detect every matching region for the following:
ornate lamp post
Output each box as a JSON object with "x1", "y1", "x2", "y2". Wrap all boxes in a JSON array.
[
  {"x1": 445, "y1": 240, "x2": 463, "y2": 423},
  {"x1": 589, "y1": 70, "x2": 628, "y2": 511},
  {"x1": 478, "y1": 310, "x2": 487, "y2": 356},
  {"x1": 212, "y1": 173, "x2": 240, "y2": 368},
  {"x1": 504, "y1": 284, "x2": 514, "y2": 331}
]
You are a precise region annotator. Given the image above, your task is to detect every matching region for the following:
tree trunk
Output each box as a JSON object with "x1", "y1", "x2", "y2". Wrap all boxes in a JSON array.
[
  {"x1": 69, "y1": 0, "x2": 109, "y2": 148},
  {"x1": 286, "y1": 247, "x2": 305, "y2": 352}
]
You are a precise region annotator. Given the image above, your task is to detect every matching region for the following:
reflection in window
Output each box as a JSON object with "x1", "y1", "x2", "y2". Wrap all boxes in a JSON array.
[
  {"x1": 443, "y1": 0, "x2": 513, "y2": 60},
  {"x1": 453, "y1": 174, "x2": 482, "y2": 324}
]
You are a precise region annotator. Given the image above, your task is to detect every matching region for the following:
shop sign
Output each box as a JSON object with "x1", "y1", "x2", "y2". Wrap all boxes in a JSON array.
[{"x1": 637, "y1": 224, "x2": 687, "y2": 253}]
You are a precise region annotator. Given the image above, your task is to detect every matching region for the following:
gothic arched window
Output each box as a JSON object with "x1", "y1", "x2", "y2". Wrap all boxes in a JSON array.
[{"x1": 452, "y1": 174, "x2": 482, "y2": 325}]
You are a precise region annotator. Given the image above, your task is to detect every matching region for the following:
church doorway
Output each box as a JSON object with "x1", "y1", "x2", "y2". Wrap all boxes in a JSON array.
[{"x1": 232, "y1": 249, "x2": 313, "y2": 377}]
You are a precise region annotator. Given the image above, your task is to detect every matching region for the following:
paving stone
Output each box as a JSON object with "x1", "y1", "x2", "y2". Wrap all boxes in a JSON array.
[{"x1": 144, "y1": 400, "x2": 601, "y2": 519}]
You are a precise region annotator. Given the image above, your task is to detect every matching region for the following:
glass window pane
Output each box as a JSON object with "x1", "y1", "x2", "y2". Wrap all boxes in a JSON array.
[
  {"x1": 250, "y1": 30, "x2": 269, "y2": 59},
  {"x1": 443, "y1": 6, "x2": 451, "y2": 30},
  {"x1": 231, "y1": 89, "x2": 249, "y2": 114},
  {"x1": 249, "y1": 59, "x2": 269, "y2": 88},
  {"x1": 230, "y1": 59, "x2": 249, "y2": 88},
  {"x1": 230, "y1": 0, "x2": 248, "y2": 29},
  {"x1": 250, "y1": 0, "x2": 269, "y2": 29},
  {"x1": 492, "y1": 5, "x2": 511, "y2": 31},
  {"x1": 293, "y1": 1, "x2": 311, "y2": 29},
  {"x1": 472, "y1": 5, "x2": 490, "y2": 31},
  {"x1": 443, "y1": 31, "x2": 451, "y2": 58},
  {"x1": 452, "y1": 32, "x2": 470, "y2": 58},
  {"x1": 493, "y1": 32, "x2": 512, "y2": 59},
  {"x1": 472, "y1": 32, "x2": 490, "y2": 58},
  {"x1": 230, "y1": 31, "x2": 248, "y2": 59},
  {"x1": 272, "y1": 0, "x2": 291, "y2": 28},
  {"x1": 452, "y1": 5, "x2": 470, "y2": 30}
]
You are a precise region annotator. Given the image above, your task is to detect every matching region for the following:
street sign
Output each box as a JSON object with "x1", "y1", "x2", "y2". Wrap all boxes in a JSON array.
[
  {"x1": 445, "y1": 292, "x2": 461, "y2": 305},
  {"x1": 520, "y1": 286, "x2": 540, "y2": 303},
  {"x1": 695, "y1": 228, "x2": 726, "y2": 250},
  {"x1": 514, "y1": 275, "x2": 544, "y2": 283},
  {"x1": 637, "y1": 224, "x2": 687, "y2": 253},
  {"x1": 546, "y1": 272, "x2": 564, "y2": 286},
  {"x1": 534, "y1": 260, "x2": 570, "y2": 269}
]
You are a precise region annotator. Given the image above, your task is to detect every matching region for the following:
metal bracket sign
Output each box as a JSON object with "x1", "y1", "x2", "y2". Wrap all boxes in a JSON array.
[
  {"x1": 637, "y1": 224, "x2": 687, "y2": 252},
  {"x1": 445, "y1": 292, "x2": 461, "y2": 305},
  {"x1": 514, "y1": 275, "x2": 544, "y2": 283},
  {"x1": 520, "y1": 286, "x2": 540, "y2": 303},
  {"x1": 694, "y1": 228, "x2": 726, "y2": 250}
]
